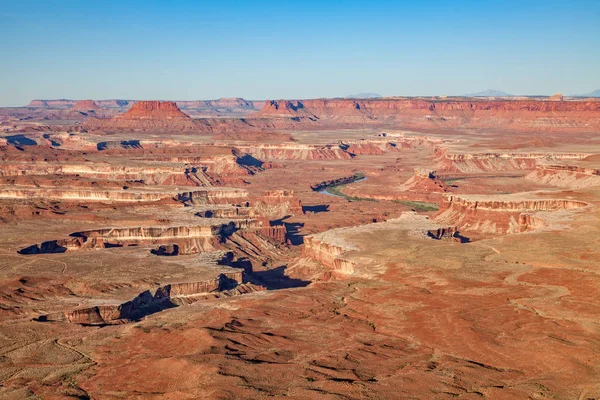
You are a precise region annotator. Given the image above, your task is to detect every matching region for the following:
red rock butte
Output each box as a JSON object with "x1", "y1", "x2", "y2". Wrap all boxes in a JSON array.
[{"x1": 117, "y1": 101, "x2": 191, "y2": 120}]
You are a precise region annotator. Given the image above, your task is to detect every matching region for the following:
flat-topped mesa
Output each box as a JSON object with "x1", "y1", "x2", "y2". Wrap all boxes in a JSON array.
[
  {"x1": 441, "y1": 152, "x2": 590, "y2": 161},
  {"x1": 116, "y1": 101, "x2": 191, "y2": 120},
  {"x1": 39, "y1": 271, "x2": 263, "y2": 325},
  {"x1": 436, "y1": 150, "x2": 591, "y2": 173},
  {"x1": 73, "y1": 223, "x2": 237, "y2": 241},
  {"x1": 0, "y1": 188, "x2": 175, "y2": 202},
  {"x1": 440, "y1": 195, "x2": 588, "y2": 212},
  {"x1": 435, "y1": 194, "x2": 588, "y2": 234},
  {"x1": 257, "y1": 98, "x2": 600, "y2": 115},
  {"x1": 71, "y1": 100, "x2": 100, "y2": 112},
  {"x1": 525, "y1": 164, "x2": 600, "y2": 188},
  {"x1": 176, "y1": 98, "x2": 256, "y2": 110},
  {"x1": 0, "y1": 160, "x2": 250, "y2": 187},
  {"x1": 81, "y1": 101, "x2": 202, "y2": 132},
  {"x1": 234, "y1": 143, "x2": 353, "y2": 160},
  {"x1": 176, "y1": 188, "x2": 249, "y2": 205},
  {"x1": 340, "y1": 139, "x2": 400, "y2": 155},
  {"x1": 19, "y1": 221, "x2": 240, "y2": 255},
  {"x1": 27, "y1": 99, "x2": 73, "y2": 109},
  {"x1": 18, "y1": 217, "x2": 287, "y2": 255},
  {"x1": 253, "y1": 98, "x2": 600, "y2": 131}
]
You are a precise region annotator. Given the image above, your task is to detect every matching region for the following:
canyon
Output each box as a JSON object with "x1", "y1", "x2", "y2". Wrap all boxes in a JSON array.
[{"x1": 0, "y1": 96, "x2": 599, "y2": 400}]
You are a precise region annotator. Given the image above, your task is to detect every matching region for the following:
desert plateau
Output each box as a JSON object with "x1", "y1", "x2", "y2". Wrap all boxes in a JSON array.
[
  {"x1": 2, "y1": 1, "x2": 600, "y2": 399},
  {"x1": 0, "y1": 93, "x2": 599, "y2": 399}
]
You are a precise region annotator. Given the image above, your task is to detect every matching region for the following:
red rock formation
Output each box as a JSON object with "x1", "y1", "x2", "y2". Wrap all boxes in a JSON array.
[
  {"x1": 525, "y1": 164, "x2": 600, "y2": 188},
  {"x1": 435, "y1": 148, "x2": 590, "y2": 173},
  {"x1": 253, "y1": 98, "x2": 600, "y2": 131},
  {"x1": 302, "y1": 235, "x2": 357, "y2": 275},
  {"x1": 116, "y1": 101, "x2": 190, "y2": 120},
  {"x1": 236, "y1": 143, "x2": 352, "y2": 160},
  {"x1": 41, "y1": 271, "x2": 256, "y2": 325},
  {"x1": 253, "y1": 190, "x2": 303, "y2": 219},
  {"x1": 435, "y1": 194, "x2": 588, "y2": 234},
  {"x1": 342, "y1": 139, "x2": 400, "y2": 155},
  {"x1": 71, "y1": 100, "x2": 100, "y2": 111},
  {"x1": 399, "y1": 169, "x2": 447, "y2": 193},
  {"x1": 81, "y1": 101, "x2": 202, "y2": 132}
]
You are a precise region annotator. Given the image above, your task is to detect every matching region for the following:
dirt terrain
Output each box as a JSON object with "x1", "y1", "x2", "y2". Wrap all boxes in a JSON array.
[{"x1": 0, "y1": 98, "x2": 599, "y2": 399}]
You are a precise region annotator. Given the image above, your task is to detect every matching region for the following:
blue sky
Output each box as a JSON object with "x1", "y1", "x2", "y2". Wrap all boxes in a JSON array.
[{"x1": 1, "y1": 0, "x2": 599, "y2": 106}]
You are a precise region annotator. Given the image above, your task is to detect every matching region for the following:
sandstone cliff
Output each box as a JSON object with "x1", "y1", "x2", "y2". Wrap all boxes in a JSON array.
[
  {"x1": 435, "y1": 194, "x2": 588, "y2": 234},
  {"x1": 253, "y1": 98, "x2": 600, "y2": 131},
  {"x1": 525, "y1": 164, "x2": 600, "y2": 189}
]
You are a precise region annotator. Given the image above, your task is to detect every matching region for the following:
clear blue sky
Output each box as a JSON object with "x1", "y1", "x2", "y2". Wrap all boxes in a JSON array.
[{"x1": 1, "y1": 0, "x2": 599, "y2": 106}]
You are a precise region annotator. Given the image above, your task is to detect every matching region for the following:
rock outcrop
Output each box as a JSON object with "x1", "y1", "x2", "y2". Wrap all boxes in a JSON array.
[
  {"x1": 236, "y1": 143, "x2": 353, "y2": 160},
  {"x1": 436, "y1": 149, "x2": 590, "y2": 173},
  {"x1": 435, "y1": 194, "x2": 588, "y2": 234},
  {"x1": 399, "y1": 169, "x2": 447, "y2": 193},
  {"x1": 525, "y1": 164, "x2": 600, "y2": 188},
  {"x1": 39, "y1": 271, "x2": 263, "y2": 325},
  {"x1": 117, "y1": 101, "x2": 190, "y2": 120},
  {"x1": 82, "y1": 101, "x2": 200, "y2": 132},
  {"x1": 253, "y1": 190, "x2": 303, "y2": 219}
]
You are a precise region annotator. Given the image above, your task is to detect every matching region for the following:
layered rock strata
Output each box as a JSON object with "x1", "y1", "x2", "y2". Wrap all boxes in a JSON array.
[
  {"x1": 39, "y1": 271, "x2": 264, "y2": 325},
  {"x1": 435, "y1": 194, "x2": 588, "y2": 234},
  {"x1": 525, "y1": 164, "x2": 600, "y2": 188}
]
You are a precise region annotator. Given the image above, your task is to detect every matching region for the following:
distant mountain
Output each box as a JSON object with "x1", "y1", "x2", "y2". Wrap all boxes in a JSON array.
[
  {"x1": 572, "y1": 89, "x2": 600, "y2": 97},
  {"x1": 346, "y1": 93, "x2": 382, "y2": 99},
  {"x1": 465, "y1": 89, "x2": 512, "y2": 97}
]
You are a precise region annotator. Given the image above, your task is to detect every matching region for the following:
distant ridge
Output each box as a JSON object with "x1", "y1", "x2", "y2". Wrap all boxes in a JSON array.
[
  {"x1": 346, "y1": 93, "x2": 382, "y2": 99},
  {"x1": 465, "y1": 89, "x2": 512, "y2": 97},
  {"x1": 572, "y1": 89, "x2": 600, "y2": 98}
]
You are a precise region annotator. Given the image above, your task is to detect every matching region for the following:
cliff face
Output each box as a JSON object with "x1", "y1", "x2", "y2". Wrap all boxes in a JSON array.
[
  {"x1": 253, "y1": 98, "x2": 600, "y2": 131},
  {"x1": 236, "y1": 143, "x2": 352, "y2": 160},
  {"x1": 302, "y1": 236, "x2": 357, "y2": 275},
  {"x1": 41, "y1": 271, "x2": 258, "y2": 325},
  {"x1": 116, "y1": 101, "x2": 190, "y2": 120},
  {"x1": 253, "y1": 190, "x2": 303, "y2": 219},
  {"x1": 258, "y1": 98, "x2": 600, "y2": 115},
  {"x1": 435, "y1": 194, "x2": 588, "y2": 234},
  {"x1": 435, "y1": 149, "x2": 590, "y2": 173},
  {"x1": 525, "y1": 164, "x2": 600, "y2": 189},
  {"x1": 82, "y1": 101, "x2": 201, "y2": 132}
]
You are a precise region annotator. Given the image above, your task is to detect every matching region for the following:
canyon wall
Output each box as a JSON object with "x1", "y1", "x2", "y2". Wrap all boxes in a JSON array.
[
  {"x1": 435, "y1": 194, "x2": 588, "y2": 234},
  {"x1": 436, "y1": 150, "x2": 590, "y2": 173},
  {"x1": 40, "y1": 271, "x2": 254, "y2": 325},
  {"x1": 253, "y1": 190, "x2": 303, "y2": 219},
  {"x1": 253, "y1": 98, "x2": 600, "y2": 131},
  {"x1": 525, "y1": 164, "x2": 600, "y2": 188},
  {"x1": 236, "y1": 143, "x2": 353, "y2": 160}
]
